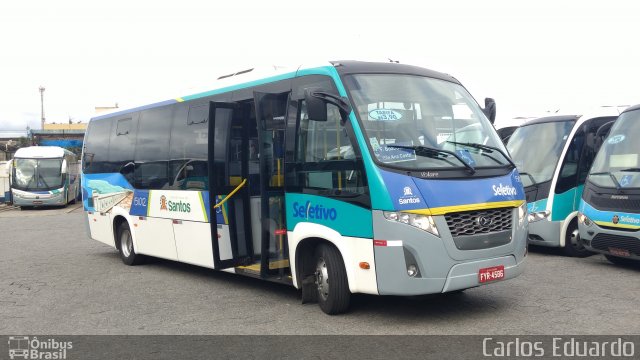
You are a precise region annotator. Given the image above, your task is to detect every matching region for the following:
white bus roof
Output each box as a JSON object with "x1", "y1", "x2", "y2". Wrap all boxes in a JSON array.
[{"x1": 13, "y1": 146, "x2": 70, "y2": 159}]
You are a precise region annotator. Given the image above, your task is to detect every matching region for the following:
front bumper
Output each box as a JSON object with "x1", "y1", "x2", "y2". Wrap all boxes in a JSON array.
[
  {"x1": 527, "y1": 219, "x2": 562, "y2": 247},
  {"x1": 372, "y1": 210, "x2": 527, "y2": 295},
  {"x1": 12, "y1": 190, "x2": 65, "y2": 206},
  {"x1": 579, "y1": 222, "x2": 640, "y2": 260}
]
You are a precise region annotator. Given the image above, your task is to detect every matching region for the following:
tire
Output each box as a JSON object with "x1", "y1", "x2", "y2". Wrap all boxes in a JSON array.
[
  {"x1": 562, "y1": 220, "x2": 592, "y2": 257},
  {"x1": 117, "y1": 222, "x2": 144, "y2": 265},
  {"x1": 314, "y1": 244, "x2": 350, "y2": 315},
  {"x1": 605, "y1": 254, "x2": 639, "y2": 267}
]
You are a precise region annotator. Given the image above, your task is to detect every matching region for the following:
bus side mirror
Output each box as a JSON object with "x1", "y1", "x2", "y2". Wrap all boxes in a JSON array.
[
  {"x1": 61, "y1": 159, "x2": 68, "y2": 174},
  {"x1": 304, "y1": 89, "x2": 328, "y2": 122},
  {"x1": 304, "y1": 89, "x2": 353, "y2": 124},
  {"x1": 483, "y1": 98, "x2": 496, "y2": 124}
]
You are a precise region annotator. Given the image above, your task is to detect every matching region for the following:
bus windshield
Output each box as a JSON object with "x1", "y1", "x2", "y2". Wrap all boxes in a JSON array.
[
  {"x1": 588, "y1": 109, "x2": 640, "y2": 188},
  {"x1": 12, "y1": 158, "x2": 63, "y2": 191},
  {"x1": 343, "y1": 74, "x2": 510, "y2": 171},
  {"x1": 507, "y1": 120, "x2": 575, "y2": 187}
]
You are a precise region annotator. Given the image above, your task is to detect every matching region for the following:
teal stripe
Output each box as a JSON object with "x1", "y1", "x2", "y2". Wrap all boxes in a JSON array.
[
  {"x1": 286, "y1": 193, "x2": 373, "y2": 238},
  {"x1": 550, "y1": 185, "x2": 582, "y2": 221},
  {"x1": 181, "y1": 71, "x2": 298, "y2": 102}
]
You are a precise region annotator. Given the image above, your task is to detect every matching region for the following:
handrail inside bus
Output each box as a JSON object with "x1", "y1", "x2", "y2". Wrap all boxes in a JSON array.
[{"x1": 213, "y1": 178, "x2": 247, "y2": 209}]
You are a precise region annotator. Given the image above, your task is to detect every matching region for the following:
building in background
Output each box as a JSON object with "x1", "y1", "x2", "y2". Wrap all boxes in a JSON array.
[{"x1": 31, "y1": 125, "x2": 86, "y2": 156}]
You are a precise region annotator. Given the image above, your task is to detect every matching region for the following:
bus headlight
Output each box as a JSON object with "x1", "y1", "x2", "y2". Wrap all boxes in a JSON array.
[
  {"x1": 528, "y1": 210, "x2": 551, "y2": 223},
  {"x1": 518, "y1": 202, "x2": 527, "y2": 226},
  {"x1": 578, "y1": 212, "x2": 592, "y2": 227},
  {"x1": 383, "y1": 211, "x2": 439, "y2": 237}
]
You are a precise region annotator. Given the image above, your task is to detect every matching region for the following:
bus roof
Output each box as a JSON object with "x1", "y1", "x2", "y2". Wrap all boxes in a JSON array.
[
  {"x1": 523, "y1": 115, "x2": 580, "y2": 126},
  {"x1": 14, "y1": 146, "x2": 70, "y2": 159},
  {"x1": 621, "y1": 103, "x2": 640, "y2": 114},
  {"x1": 89, "y1": 60, "x2": 460, "y2": 122},
  {"x1": 521, "y1": 106, "x2": 625, "y2": 128}
]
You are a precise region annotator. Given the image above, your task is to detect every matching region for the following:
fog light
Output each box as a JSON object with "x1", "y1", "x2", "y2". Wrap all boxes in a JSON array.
[{"x1": 407, "y1": 264, "x2": 418, "y2": 277}]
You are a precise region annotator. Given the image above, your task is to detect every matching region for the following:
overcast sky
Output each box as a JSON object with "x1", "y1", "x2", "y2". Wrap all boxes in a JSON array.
[{"x1": 1, "y1": 0, "x2": 639, "y2": 130}]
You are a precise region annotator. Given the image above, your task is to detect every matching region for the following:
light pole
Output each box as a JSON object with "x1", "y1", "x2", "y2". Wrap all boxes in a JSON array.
[{"x1": 39, "y1": 86, "x2": 45, "y2": 130}]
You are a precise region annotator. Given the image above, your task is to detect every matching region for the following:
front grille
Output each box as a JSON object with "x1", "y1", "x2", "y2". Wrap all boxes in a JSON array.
[
  {"x1": 598, "y1": 224, "x2": 640, "y2": 233},
  {"x1": 592, "y1": 233, "x2": 640, "y2": 256},
  {"x1": 590, "y1": 196, "x2": 640, "y2": 213},
  {"x1": 444, "y1": 207, "x2": 513, "y2": 237}
]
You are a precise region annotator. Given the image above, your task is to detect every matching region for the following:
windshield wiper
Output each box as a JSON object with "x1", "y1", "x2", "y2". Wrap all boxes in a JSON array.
[
  {"x1": 387, "y1": 144, "x2": 476, "y2": 174},
  {"x1": 518, "y1": 171, "x2": 538, "y2": 187},
  {"x1": 620, "y1": 168, "x2": 640, "y2": 172},
  {"x1": 590, "y1": 171, "x2": 622, "y2": 190},
  {"x1": 38, "y1": 172, "x2": 50, "y2": 189},
  {"x1": 23, "y1": 173, "x2": 36, "y2": 190},
  {"x1": 446, "y1": 141, "x2": 516, "y2": 168}
]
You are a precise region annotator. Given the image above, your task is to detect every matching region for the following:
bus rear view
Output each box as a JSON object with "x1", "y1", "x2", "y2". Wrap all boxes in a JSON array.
[{"x1": 579, "y1": 104, "x2": 640, "y2": 265}]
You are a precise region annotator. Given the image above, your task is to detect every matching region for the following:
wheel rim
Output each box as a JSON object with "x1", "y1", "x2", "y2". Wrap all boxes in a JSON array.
[
  {"x1": 121, "y1": 230, "x2": 133, "y2": 258},
  {"x1": 315, "y1": 256, "x2": 329, "y2": 301},
  {"x1": 569, "y1": 228, "x2": 583, "y2": 250}
]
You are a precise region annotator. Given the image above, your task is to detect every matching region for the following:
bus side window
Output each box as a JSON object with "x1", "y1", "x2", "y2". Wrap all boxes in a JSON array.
[
  {"x1": 135, "y1": 107, "x2": 172, "y2": 190},
  {"x1": 556, "y1": 127, "x2": 584, "y2": 194},
  {"x1": 108, "y1": 116, "x2": 137, "y2": 182},
  {"x1": 294, "y1": 101, "x2": 367, "y2": 197},
  {"x1": 168, "y1": 104, "x2": 209, "y2": 191},
  {"x1": 83, "y1": 118, "x2": 113, "y2": 174}
]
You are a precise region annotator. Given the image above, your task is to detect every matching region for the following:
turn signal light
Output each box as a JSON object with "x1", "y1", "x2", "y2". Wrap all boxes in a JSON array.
[{"x1": 359, "y1": 262, "x2": 370, "y2": 270}]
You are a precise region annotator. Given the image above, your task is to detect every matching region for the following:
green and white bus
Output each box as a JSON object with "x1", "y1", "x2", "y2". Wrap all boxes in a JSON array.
[
  {"x1": 506, "y1": 109, "x2": 620, "y2": 256},
  {"x1": 579, "y1": 104, "x2": 640, "y2": 266},
  {"x1": 82, "y1": 60, "x2": 527, "y2": 314}
]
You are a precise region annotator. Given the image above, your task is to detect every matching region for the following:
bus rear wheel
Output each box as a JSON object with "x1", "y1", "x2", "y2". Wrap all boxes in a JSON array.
[
  {"x1": 562, "y1": 220, "x2": 592, "y2": 257},
  {"x1": 117, "y1": 222, "x2": 144, "y2": 266},
  {"x1": 314, "y1": 244, "x2": 350, "y2": 315}
]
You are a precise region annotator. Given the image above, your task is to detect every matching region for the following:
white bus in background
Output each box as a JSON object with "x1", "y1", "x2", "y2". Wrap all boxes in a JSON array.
[{"x1": 8, "y1": 146, "x2": 80, "y2": 208}]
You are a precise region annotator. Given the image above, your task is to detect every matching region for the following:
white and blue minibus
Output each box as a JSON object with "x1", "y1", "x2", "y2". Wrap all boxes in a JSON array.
[
  {"x1": 82, "y1": 61, "x2": 527, "y2": 314},
  {"x1": 506, "y1": 109, "x2": 620, "y2": 256},
  {"x1": 579, "y1": 104, "x2": 640, "y2": 266}
]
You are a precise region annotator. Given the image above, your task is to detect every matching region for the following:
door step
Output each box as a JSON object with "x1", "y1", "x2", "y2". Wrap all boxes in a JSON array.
[{"x1": 236, "y1": 259, "x2": 290, "y2": 273}]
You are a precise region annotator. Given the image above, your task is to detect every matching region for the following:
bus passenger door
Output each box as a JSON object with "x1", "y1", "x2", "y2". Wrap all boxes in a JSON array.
[
  {"x1": 209, "y1": 102, "x2": 254, "y2": 269},
  {"x1": 254, "y1": 91, "x2": 290, "y2": 277}
]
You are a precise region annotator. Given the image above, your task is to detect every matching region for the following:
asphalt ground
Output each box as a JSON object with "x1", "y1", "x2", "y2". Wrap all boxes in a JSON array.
[{"x1": 1, "y1": 206, "x2": 639, "y2": 335}]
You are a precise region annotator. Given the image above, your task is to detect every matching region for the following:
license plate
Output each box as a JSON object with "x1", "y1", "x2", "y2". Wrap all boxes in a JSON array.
[
  {"x1": 32, "y1": 201, "x2": 43, "y2": 205},
  {"x1": 609, "y1": 247, "x2": 631, "y2": 257},
  {"x1": 479, "y1": 265, "x2": 505, "y2": 283}
]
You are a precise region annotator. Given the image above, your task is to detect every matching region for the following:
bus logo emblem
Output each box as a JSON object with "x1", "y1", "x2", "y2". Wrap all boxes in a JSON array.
[
  {"x1": 477, "y1": 216, "x2": 492, "y2": 227},
  {"x1": 613, "y1": 215, "x2": 619, "y2": 224},
  {"x1": 160, "y1": 195, "x2": 168, "y2": 211},
  {"x1": 403, "y1": 187, "x2": 413, "y2": 196}
]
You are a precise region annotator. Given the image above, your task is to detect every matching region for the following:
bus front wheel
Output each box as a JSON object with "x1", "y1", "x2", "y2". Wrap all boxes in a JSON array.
[
  {"x1": 117, "y1": 222, "x2": 144, "y2": 266},
  {"x1": 563, "y1": 220, "x2": 592, "y2": 257},
  {"x1": 314, "y1": 244, "x2": 350, "y2": 315}
]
